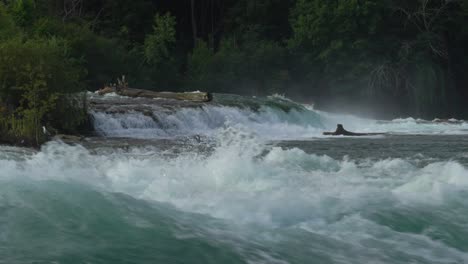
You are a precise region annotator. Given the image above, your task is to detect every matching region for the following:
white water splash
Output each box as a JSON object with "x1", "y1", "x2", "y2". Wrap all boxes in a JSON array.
[
  {"x1": 2, "y1": 129, "x2": 468, "y2": 263},
  {"x1": 316, "y1": 109, "x2": 468, "y2": 135},
  {"x1": 91, "y1": 105, "x2": 325, "y2": 140},
  {"x1": 90, "y1": 94, "x2": 468, "y2": 140},
  {"x1": 1, "y1": 132, "x2": 467, "y2": 225}
]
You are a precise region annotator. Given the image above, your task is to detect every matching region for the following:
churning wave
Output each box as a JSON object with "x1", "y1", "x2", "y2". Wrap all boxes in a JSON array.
[
  {"x1": 2, "y1": 93, "x2": 467, "y2": 263},
  {"x1": 1, "y1": 131, "x2": 468, "y2": 263},
  {"x1": 90, "y1": 93, "x2": 468, "y2": 139}
]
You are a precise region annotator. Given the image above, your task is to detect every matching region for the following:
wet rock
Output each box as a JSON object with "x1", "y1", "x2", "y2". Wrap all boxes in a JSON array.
[
  {"x1": 323, "y1": 124, "x2": 385, "y2": 136},
  {"x1": 53, "y1": 134, "x2": 85, "y2": 142}
]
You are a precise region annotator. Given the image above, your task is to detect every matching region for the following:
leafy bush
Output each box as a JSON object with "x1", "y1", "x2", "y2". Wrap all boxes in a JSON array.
[
  {"x1": 187, "y1": 37, "x2": 288, "y2": 95},
  {"x1": 0, "y1": 2, "x2": 17, "y2": 39},
  {"x1": 0, "y1": 37, "x2": 86, "y2": 145},
  {"x1": 144, "y1": 13, "x2": 176, "y2": 65},
  {"x1": 8, "y1": 0, "x2": 36, "y2": 28}
]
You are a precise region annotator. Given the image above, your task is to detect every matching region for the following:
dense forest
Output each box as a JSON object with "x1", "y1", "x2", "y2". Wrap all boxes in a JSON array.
[{"x1": 0, "y1": 0, "x2": 467, "y2": 144}]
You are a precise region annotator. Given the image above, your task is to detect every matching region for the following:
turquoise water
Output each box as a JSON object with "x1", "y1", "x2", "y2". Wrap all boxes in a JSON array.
[{"x1": 1, "y1": 94, "x2": 468, "y2": 263}]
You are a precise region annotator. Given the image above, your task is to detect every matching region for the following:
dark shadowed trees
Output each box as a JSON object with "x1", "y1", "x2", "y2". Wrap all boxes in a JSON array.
[{"x1": 0, "y1": 0, "x2": 467, "y2": 119}]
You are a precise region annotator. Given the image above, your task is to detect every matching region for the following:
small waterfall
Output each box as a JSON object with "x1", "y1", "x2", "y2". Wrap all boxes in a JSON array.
[
  {"x1": 89, "y1": 93, "x2": 325, "y2": 139},
  {"x1": 88, "y1": 92, "x2": 468, "y2": 139}
]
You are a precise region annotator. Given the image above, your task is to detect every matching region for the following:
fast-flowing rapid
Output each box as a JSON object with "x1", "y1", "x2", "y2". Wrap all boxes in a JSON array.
[
  {"x1": 90, "y1": 93, "x2": 468, "y2": 139},
  {"x1": 1, "y1": 93, "x2": 468, "y2": 264}
]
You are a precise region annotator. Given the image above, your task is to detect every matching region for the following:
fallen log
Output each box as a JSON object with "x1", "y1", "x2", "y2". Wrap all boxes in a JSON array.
[
  {"x1": 98, "y1": 87, "x2": 212, "y2": 102},
  {"x1": 323, "y1": 124, "x2": 385, "y2": 136},
  {"x1": 97, "y1": 86, "x2": 115, "y2": 95}
]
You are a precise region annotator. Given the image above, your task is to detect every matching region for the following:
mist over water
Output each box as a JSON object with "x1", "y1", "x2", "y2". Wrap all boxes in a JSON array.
[{"x1": 1, "y1": 94, "x2": 468, "y2": 263}]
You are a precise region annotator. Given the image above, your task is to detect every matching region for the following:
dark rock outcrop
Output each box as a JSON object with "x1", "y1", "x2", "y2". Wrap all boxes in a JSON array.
[{"x1": 323, "y1": 124, "x2": 385, "y2": 136}]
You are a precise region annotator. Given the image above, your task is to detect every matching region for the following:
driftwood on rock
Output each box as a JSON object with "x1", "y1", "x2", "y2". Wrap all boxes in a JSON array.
[
  {"x1": 98, "y1": 86, "x2": 212, "y2": 102},
  {"x1": 323, "y1": 124, "x2": 385, "y2": 136},
  {"x1": 97, "y1": 86, "x2": 115, "y2": 95}
]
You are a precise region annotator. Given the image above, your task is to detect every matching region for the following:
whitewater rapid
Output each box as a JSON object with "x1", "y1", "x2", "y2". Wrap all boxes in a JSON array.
[
  {"x1": 90, "y1": 93, "x2": 468, "y2": 139},
  {"x1": 3, "y1": 132, "x2": 467, "y2": 225},
  {"x1": 1, "y1": 131, "x2": 468, "y2": 263},
  {"x1": 2, "y1": 93, "x2": 468, "y2": 263}
]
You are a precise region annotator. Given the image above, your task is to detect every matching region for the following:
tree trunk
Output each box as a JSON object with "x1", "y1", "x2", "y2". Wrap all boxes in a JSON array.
[
  {"x1": 98, "y1": 87, "x2": 212, "y2": 102},
  {"x1": 191, "y1": 0, "x2": 197, "y2": 46}
]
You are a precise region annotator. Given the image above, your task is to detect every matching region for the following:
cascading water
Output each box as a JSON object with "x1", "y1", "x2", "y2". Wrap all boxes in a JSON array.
[
  {"x1": 90, "y1": 93, "x2": 468, "y2": 139},
  {"x1": 89, "y1": 93, "x2": 326, "y2": 139},
  {"x1": 1, "y1": 93, "x2": 468, "y2": 264}
]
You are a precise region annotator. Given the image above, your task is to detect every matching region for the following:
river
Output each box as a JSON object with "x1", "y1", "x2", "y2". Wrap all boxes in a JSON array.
[{"x1": 1, "y1": 93, "x2": 467, "y2": 264}]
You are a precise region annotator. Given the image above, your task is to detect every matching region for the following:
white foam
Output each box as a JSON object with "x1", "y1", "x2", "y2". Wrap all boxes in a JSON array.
[
  {"x1": 92, "y1": 105, "x2": 325, "y2": 140},
  {"x1": 393, "y1": 161, "x2": 468, "y2": 204},
  {"x1": 318, "y1": 110, "x2": 468, "y2": 135},
  {"x1": 2, "y1": 130, "x2": 468, "y2": 262},
  {"x1": 1, "y1": 131, "x2": 467, "y2": 226},
  {"x1": 91, "y1": 95, "x2": 468, "y2": 140}
]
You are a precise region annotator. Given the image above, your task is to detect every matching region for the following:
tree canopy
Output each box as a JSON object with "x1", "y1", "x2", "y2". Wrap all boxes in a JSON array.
[{"x1": 0, "y1": 0, "x2": 467, "y2": 127}]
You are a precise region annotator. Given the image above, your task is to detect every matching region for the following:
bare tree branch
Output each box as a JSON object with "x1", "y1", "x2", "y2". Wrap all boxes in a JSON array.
[
  {"x1": 62, "y1": 0, "x2": 83, "y2": 22},
  {"x1": 394, "y1": 0, "x2": 452, "y2": 59}
]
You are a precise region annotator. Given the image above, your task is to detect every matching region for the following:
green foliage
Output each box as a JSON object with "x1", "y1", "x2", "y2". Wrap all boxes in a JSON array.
[
  {"x1": 8, "y1": 0, "x2": 36, "y2": 28},
  {"x1": 30, "y1": 17, "x2": 149, "y2": 90},
  {"x1": 0, "y1": 0, "x2": 466, "y2": 133},
  {"x1": 289, "y1": 0, "x2": 387, "y2": 77},
  {"x1": 243, "y1": 39, "x2": 289, "y2": 94},
  {"x1": 144, "y1": 13, "x2": 176, "y2": 65},
  {"x1": 0, "y1": 37, "x2": 85, "y2": 145},
  {"x1": 225, "y1": 0, "x2": 294, "y2": 41},
  {"x1": 141, "y1": 12, "x2": 183, "y2": 91},
  {"x1": 187, "y1": 37, "x2": 288, "y2": 94},
  {"x1": 76, "y1": 32, "x2": 138, "y2": 89},
  {"x1": 0, "y1": 3, "x2": 17, "y2": 39},
  {"x1": 187, "y1": 40, "x2": 215, "y2": 84},
  {"x1": 96, "y1": 0, "x2": 156, "y2": 42},
  {"x1": 286, "y1": 0, "x2": 468, "y2": 117}
]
